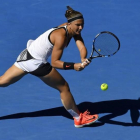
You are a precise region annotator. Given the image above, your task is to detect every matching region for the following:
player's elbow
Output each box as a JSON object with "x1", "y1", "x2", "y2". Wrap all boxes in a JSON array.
[
  {"x1": 51, "y1": 61, "x2": 56, "y2": 67},
  {"x1": 51, "y1": 60, "x2": 63, "y2": 69},
  {"x1": 51, "y1": 60, "x2": 58, "y2": 68}
]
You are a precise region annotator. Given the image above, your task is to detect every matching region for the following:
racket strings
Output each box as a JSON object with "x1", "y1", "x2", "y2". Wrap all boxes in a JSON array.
[{"x1": 94, "y1": 33, "x2": 119, "y2": 56}]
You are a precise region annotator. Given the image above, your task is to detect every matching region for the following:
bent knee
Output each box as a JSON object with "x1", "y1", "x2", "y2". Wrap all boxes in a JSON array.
[{"x1": 58, "y1": 81, "x2": 70, "y2": 92}]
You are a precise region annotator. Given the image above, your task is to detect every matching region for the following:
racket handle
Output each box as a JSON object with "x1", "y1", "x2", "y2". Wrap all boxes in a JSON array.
[{"x1": 81, "y1": 59, "x2": 90, "y2": 66}]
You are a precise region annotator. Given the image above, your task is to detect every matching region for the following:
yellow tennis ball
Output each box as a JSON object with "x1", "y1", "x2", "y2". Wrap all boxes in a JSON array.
[{"x1": 101, "y1": 83, "x2": 108, "y2": 91}]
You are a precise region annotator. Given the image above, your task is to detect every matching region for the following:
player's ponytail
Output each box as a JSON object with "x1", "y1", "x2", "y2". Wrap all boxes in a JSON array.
[{"x1": 65, "y1": 6, "x2": 83, "y2": 23}]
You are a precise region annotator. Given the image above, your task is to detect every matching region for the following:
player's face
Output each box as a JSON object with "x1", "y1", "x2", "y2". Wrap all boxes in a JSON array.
[{"x1": 70, "y1": 19, "x2": 84, "y2": 35}]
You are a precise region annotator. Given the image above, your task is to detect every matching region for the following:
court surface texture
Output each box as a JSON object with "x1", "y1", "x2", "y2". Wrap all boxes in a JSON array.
[{"x1": 0, "y1": 0, "x2": 140, "y2": 140}]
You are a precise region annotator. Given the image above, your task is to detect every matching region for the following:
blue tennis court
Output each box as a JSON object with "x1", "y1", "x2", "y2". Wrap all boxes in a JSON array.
[{"x1": 0, "y1": 0, "x2": 140, "y2": 140}]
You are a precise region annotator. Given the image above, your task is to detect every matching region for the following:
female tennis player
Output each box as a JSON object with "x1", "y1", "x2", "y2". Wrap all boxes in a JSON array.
[{"x1": 0, "y1": 6, "x2": 98, "y2": 128}]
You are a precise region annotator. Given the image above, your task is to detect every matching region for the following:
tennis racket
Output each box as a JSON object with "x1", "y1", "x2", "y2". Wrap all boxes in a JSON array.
[{"x1": 87, "y1": 31, "x2": 120, "y2": 62}]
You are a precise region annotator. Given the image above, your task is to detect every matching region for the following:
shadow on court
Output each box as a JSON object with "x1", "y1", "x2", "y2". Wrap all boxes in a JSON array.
[{"x1": 0, "y1": 99, "x2": 140, "y2": 127}]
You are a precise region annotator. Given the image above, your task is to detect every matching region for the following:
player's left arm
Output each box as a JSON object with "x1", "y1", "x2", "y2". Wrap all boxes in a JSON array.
[{"x1": 74, "y1": 34, "x2": 89, "y2": 64}]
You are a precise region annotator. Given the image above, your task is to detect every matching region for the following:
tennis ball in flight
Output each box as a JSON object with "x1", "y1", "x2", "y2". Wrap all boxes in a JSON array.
[{"x1": 101, "y1": 83, "x2": 108, "y2": 91}]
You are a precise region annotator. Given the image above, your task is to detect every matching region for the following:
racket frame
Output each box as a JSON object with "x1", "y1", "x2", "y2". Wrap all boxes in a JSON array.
[{"x1": 88, "y1": 31, "x2": 120, "y2": 61}]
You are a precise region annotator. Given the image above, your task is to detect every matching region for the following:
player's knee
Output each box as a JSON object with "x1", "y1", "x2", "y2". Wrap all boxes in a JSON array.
[
  {"x1": 0, "y1": 76, "x2": 10, "y2": 87},
  {"x1": 58, "y1": 81, "x2": 70, "y2": 92},
  {"x1": 59, "y1": 81, "x2": 70, "y2": 92}
]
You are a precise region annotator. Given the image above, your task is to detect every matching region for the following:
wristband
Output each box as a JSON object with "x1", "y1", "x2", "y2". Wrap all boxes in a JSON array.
[{"x1": 63, "y1": 62, "x2": 75, "y2": 70}]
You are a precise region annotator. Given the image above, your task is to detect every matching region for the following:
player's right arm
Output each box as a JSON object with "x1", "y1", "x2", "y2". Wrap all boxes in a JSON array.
[
  {"x1": 50, "y1": 29, "x2": 84, "y2": 71},
  {"x1": 51, "y1": 29, "x2": 66, "y2": 69}
]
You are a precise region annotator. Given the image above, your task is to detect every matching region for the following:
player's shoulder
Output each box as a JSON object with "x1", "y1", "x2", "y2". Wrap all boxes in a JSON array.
[
  {"x1": 50, "y1": 28, "x2": 67, "y2": 45},
  {"x1": 52, "y1": 28, "x2": 66, "y2": 38},
  {"x1": 52, "y1": 24, "x2": 68, "y2": 38}
]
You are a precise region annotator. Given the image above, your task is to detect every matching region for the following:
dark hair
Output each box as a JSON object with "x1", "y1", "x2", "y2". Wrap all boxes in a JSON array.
[{"x1": 65, "y1": 6, "x2": 83, "y2": 20}]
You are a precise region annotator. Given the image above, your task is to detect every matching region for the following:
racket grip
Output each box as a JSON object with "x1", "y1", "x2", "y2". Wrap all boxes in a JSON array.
[{"x1": 81, "y1": 59, "x2": 90, "y2": 66}]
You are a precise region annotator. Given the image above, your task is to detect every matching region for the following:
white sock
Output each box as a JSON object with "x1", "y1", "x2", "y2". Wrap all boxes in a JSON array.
[{"x1": 67, "y1": 109, "x2": 80, "y2": 120}]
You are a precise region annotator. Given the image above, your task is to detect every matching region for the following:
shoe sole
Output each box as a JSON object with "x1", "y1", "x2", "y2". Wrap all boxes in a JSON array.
[{"x1": 74, "y1": 116, "x2": 99, "y2": 128}]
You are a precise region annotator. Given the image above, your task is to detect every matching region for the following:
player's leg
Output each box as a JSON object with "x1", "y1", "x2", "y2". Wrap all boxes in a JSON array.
[
  {"x1": 39, "y1": 67, "x2": 80, "y2": 115},
  {"x1": 0, "y1": 65, "x2": 27, "y2": 87},
  {"x1": 39, "y1": 67, "x2": 98, "y2": 127}
]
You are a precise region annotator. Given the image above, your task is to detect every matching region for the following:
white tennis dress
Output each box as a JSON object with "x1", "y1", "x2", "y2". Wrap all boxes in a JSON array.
[{"x1": 14, "y1": 25, "x2": 68, "y2": 76}]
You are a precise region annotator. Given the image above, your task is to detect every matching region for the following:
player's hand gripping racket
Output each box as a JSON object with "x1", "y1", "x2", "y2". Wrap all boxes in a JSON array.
[{"x1": 87, "y1": 31, "x2": 120, "y2": 62}]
